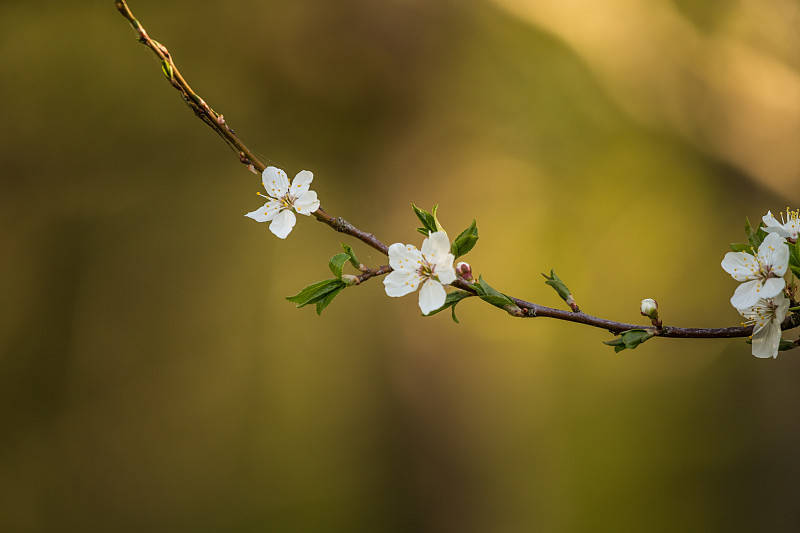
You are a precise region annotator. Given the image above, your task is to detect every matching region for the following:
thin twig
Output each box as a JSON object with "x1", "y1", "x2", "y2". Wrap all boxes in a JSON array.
[{"x1": 116, "y1": 0, "x2": 800, "y2": 341}]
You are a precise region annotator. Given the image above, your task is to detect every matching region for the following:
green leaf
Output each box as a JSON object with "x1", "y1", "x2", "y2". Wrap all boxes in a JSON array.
[
  {"x1": 604, "y1": 329, "x2": 654, "y2": 352},
  {"x1": 745, "y1": 217, "x2": 765, "y2": 250},
  {"x1": 451, "y1": 220, "x2": 479, "y2": 258},
  {"x1": 161, "y1": 59, "x2": 173, "y2": 80},
  {"x1": 341, "y1": 243, "x2": 361, "y2": 269},
  {"x1": 791, "y1": 265, "x2": 800, "y2": 279},
  {"x1": 287, "y1": 279, "x2": 346, "y2": 308},
  {"x1": 541, "y1": 269, "x2": 572, "y2": 302},
  {"x1": 474, "y1": 276, "x2": 514, "y2": 308},
  {"x1": 789, "y1": 306, "x2": 800, "y2": 313},
  {"x1": 790, "y1": 242, "x2": 800, "y2": 269},
  {"x1": 431, "y1": 204, "x2": 444, "y2": 232},
  {"x1": 316, "y1": 286, "x2": 345, "y2": 315},
  {"x1": 425, "y1": 290, "x2": 474, "y2": 323},
  {"x1": 412, "y1": 204, "x2": 439, "y2": 235},
  {"x1": 328, "y1": 253, "x2": 350, "y2": 279},
  {"x1": 780, "y1": 340, "x2": 797, "y2": 351},
  {"x1": 729, "y1": 243, "x2": 751, "y2": 253}
]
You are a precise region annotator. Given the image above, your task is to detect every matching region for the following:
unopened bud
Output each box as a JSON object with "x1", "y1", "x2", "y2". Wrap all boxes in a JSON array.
[
  {"x1": 342, "y1": 274, "x2": 359, "y2": 286},
  {"x1": 640, "y1": 298, "x2": 659, "y2": 320},
  {"x1": 456, "y1": 261, "x2": 472, "y2": 281}
]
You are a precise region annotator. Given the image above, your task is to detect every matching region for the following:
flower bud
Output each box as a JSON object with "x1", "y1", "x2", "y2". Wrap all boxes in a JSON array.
[
  {"x1": 456, "y1": 261, "x2": 473, "y2": 281},
  {"x1": 341, "y1": 274, "x2": 360, "y2": 286},
  {"x1": 640, "y1": 298, "x2": 658, "y2": 319}
]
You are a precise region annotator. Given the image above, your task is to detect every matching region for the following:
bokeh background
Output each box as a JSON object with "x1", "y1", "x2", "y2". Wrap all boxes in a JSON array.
[{"x1": 2, "y1": 0, "x2": 800, "y2": 531}]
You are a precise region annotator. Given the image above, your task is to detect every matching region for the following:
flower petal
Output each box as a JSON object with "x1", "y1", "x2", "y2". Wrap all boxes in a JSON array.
[
  {"x1": 762, "y1": 210, "x2": 782, "y2": 229},
  {"x1": 751, "y1": 318, "x2": 782, "y2": 359},
  {"x1": 759, "y1": 276, "x2": 786, "y2": 300},
  {"x1": 388, "y1": 243, "x2": 423, "y2": 272},
  {"x1": 418, "y1": 279, "x2": 446, "y2": 315},
  {"x1": 290, "y1": 170, "x2": 314, "y2": 199},
  {"x1": 774, "y1": 292, "x2": 790, "y2": 324},
  {"x1": 262, "y1": 166, "x2": 290, "y2": 198},
  {"x1": 435, "y1": 253, "x2": 456, "y2": 285},
  {"x1": 245, "y1": 200, "x2": 282, "y2": 222},
  {"x1": 268, "y1": 209, "x2": 296, "y2": 239},
  {"x1": 786, "y1": 219, "x2": 800, "y2": 239},
  {"x1": 757, "y1": 232, "x2": 789, "y2": 275},
  {"x1": 293, "y1": 190, "x2": 320, "y2": 215},
  {"x1": 383, "y1": 269, "x2": 423, "y2": 297},
  {"x1": 721, "y1": 252, "x2": 758, "y2": 281},
  {"x1": 731, "y1": 279, "x2": 762, "y2": 309},
  {"x1": 421, "y1": 231, "x2": 451, "y2": 265}
]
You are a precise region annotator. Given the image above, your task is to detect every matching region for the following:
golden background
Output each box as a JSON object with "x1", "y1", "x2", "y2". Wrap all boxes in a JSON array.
[{"x1": 2, "y1": 0, "x2": 800, "y2": 531}]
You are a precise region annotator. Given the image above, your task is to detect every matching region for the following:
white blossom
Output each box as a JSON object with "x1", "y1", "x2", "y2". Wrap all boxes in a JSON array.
[
  {"x1": 762, "y1": 209, "x2": 800, "y2": 243},
  {"x1": 738, "y1": 292, "x2": 789, "y2": 359},
  {"x1": 383, "y1": 231, "x2": 457, "y2": 315},
  {"x1": 721, "y1": 232, "x2": 789, "y2": 310},
  {"x1": 245, "y1": 166, "x2": 320, "y2": 239}
]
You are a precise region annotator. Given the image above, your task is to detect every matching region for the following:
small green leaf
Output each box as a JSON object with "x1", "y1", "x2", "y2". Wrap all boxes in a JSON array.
[
  {"x1": 287, "y1": 279, "x2": 346, "y2": 308},
  {"x1": 341, "y1": 243, "x2": 361, "y2": 269},
  {"x1": 474, "y1": 276, "x2": 515, "y2": 308},
  {"x1": 328, "y1": 253, "x2": 350, "y2": 279},
  {"x1": 791, "y1": 265, "x2": 800, "y2": 279},
  {"x1": 161, "y1": 59, "x2": 173, "y2": 80},
  {"x1": 780, "y1": 340, "x2": 799, "y2": 351},
  {"x1": 602, "y1": 337, "x2": 627, "y2": 353},
  {"x1": 542, "y1": 269, "x2": 572, "y2": 302},
  {"x1": 789, "y1": 306, "x2": 800, "y2": 313},
  {"x1": 425, "y1": 290, "x2": 474, "y2": 323},
  {"x1": 604, "y1": 329, "x2": 654, "y2": 352},
  {"x1": 729, "y1": 243, "x2": 751, "y2": 253},
  {"x1": 451, "y1": 220, "x2": 479, "y2": 258},
  {"x1": 745, "y1": 217, "x2": 765, "y2": 250},
  {"x1": 621, "y1": 329, "x2": 654, "y2": 349},
  {"x1": 431, "y1": 204, "x2": 444, "y2": 232},
  {"x1": 412, "y1": 204, "x2": 438, "y2": 235},
  {"x1": 316, "y1": 286, "x2": 345, "y2": 315},
  {"x1": 790, "y1": 242, "x2": 800, "y2": 269}
]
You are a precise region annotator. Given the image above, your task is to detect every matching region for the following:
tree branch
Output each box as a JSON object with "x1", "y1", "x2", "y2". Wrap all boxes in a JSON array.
[{"x1": 115, "y1": 0, "x2": 800, "y2": 341}]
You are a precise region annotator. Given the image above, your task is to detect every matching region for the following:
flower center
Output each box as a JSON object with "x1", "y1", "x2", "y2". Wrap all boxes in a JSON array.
[
  {"x1": 742, "y1": 298, "x2": 778, "y2": 329},
  {"x1": 779, "y1": 207, "x2": 799, "y2": 242},
  {"x1": 417, "y1": 257, "x2": 436, "y2": 280}
]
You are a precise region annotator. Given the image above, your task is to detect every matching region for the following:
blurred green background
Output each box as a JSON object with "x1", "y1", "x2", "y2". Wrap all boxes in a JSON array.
[{"x1": 2, "y1": 0, "x2": 800, "y2": 531}]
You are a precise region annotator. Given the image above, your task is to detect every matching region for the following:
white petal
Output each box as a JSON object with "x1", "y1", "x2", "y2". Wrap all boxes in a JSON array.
[
  {"x1": 388, "y1": 243, "x2": 423, "y2": 272},
  {"x1": 383, "y1": 270, "x2": 423, "y2": 297},
  {"x1": 757, "y1": 232, "x2": 789, "y2": 275},
  {"x1": 421, "y1": 231, "x2": 451, "y2": 265},
  {"x1": 290, "y1": 170, "x2": 314, "y2": 199},
  {"x1": 762, "y1": 210, "x2": 782, "y2": 229},
  {"x1": 774, "y1": 292, "x2": 790, "y2": 324},
  {"x1": 268, "y1": 209, "x2": 296, "y2": 239},
  {"x1": 418, "y1": 279, "x2": 446, "y2": 315},
  {"x1": 262, "y1": 166, "x2": 290, "y2": 198},
  {"x1": 721, "y1": 252, "x2": 758, "y2": 281},
  {"x1": 435, "y1": 253, "x2": 456, "y2": 285},
  {"x1": 786, "y1": 220, "x2": 800, "y2": 239},
  {"x1": 245, "y1": 200, "x2": 282, "y2": 222},
  {"x1": 731, "y1": 280, "x2": 762, "y2": 309},
  {"x1": 751, "y1": 319, "x2": 782, "y2": 359},
  {"x1": 293, "y1": 190, "x2": 320, "y2": 215},
  {"x1": 759, "y1": 276, "x2": 786, "y2": 300}
]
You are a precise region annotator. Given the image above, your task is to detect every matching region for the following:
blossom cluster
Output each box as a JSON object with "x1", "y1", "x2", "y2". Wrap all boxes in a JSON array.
[
  {"x1": 244, "y1": 167, "x2": 798, "y2": 359},
  {"x1": 721, "y1": 210, "x2": 799, "y2": 358}
]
